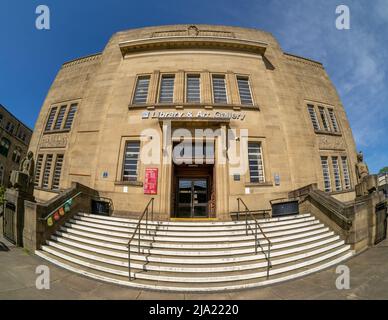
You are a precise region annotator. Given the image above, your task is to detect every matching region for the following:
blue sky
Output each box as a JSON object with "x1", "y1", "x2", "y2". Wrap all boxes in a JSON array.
[{"x1": 0, "y1": 0, "x2": 387, "y2": 173}]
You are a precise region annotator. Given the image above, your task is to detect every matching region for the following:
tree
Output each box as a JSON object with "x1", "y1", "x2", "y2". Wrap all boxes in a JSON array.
[{"x1": 379, "y1": 167, "x2": 388, "y2": 174}]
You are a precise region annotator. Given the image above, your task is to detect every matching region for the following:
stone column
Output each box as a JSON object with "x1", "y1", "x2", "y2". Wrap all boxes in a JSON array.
[
  {"x1": 215, "y1": 125, "x2": 230, "y2": 220},
  {"x1": 201, "y1": 71, "x2": 212, "y2": 105},
  {"x1": 174, "y1": 70, "x2": 185, "y2": 104},
  {"x1": 147, "y1": 70, "x2": 160, "y2": 104},
  {"x1": 159, "y1": 121, "x2": 173, "y2": 220}
]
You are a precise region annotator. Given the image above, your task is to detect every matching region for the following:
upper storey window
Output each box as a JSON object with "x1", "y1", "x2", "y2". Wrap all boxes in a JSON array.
[
  {"x1": 328, "y1": 108, "x2": 340, "y2": 133},
  {"x1": 237, "y1": 76, "x2": 253, "y2": 105},
  {"x1": 64, "y1": 104, "x2": 77, "y2": 130},
  {"x1": 318, "y1": 107, "x2": 331, "y2": 132},
  {"x1": 307, "y1": 105, "x2": 320, "y2": 131},
  {"x1": 133, "y1": 76, "x2": 150, "y2": 104},
  {"x1": 45, "y1": 103, "x2": 78, "y2": 132},
  {"x1": 159, "y1": 75, "x2": 175, "y2": 103},
  {"x1": 186, "y1": 74, "x2": 201, "y2": 103},
  {"x1": 212, "y1": 75, "x2": 228, "y2": 104}
]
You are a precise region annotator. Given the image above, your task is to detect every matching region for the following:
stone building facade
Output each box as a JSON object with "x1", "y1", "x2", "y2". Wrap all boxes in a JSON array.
[
  {"x1": 29, "y1": 25, "x2": 358, "y2": 220},
  {"x1": 0, "y1": 104, "x2": 32, "y2": 187}
]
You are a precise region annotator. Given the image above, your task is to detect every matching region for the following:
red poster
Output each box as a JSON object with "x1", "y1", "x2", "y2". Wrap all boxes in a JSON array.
[{"x1": 144, "y1": 168, "x2": 158, "y2": 195}]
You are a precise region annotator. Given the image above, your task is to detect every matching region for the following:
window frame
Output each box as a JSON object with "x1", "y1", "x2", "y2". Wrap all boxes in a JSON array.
[
  {"x1": 158, "y1": 74, "x2": 176, "y2": 104},
  {"x1": 211, "y1": 74, "x2": 228, "y2": 104},
  {"x1": 185, "y1": 74, "x2": 201, "y2": 104},
  {"x1": 307, "y1": 104, "x2": 321, "y2": 131},
  {"x1": 320, "y1": 156, "x2": 332, "y2": 192},
  {"x1": 247, "y1": 141, "x2": 266, "y2": 184},
  {"x1": 236, "y1": 75, "x2": 254, "y2": 106},
  {"x1": 121, "y1": 140, "x2": 141, "y2": 182},
  {"x1": 132, "y1": 75, "x2": 151, "y2": 105}
]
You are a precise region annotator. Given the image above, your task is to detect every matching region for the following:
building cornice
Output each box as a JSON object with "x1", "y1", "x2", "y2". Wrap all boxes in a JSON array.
[{"x1": 119, "y1": 36, "x2": 268, "y2": 57}]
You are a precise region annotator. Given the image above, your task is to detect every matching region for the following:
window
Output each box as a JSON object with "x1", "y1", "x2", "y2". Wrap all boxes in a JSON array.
[
  {"x1": 45, "y1": 107, "x2": 58, "y2": 131},
  {"x1": 122, "y1": 142, "x2": 140, "y2": 181},
  {"x1": 42, "y1": 154, "x2": 53, "y2": 189},
  {"x1": 159, "y1": 75, "x2": 175, "y2": 103},
  {"x1": 35, "y1": 154, "x2": 44, "y2": 187},
  {"x1": 328, "y1": 109, "x2": 340, "y2": 133},
  {"x1": 53, "y1": 105, "x2": 67, "y2": 130},
  {"x1": 64, "y1": 104, "x2": 77, "y2": 130},
  {"x1": 248, "y1": 142, "x2": 265, "y2": 183},
  {"x1": 237, "y1": 76, "x2": 253, "y2": 105},
  {"x1": 186, "y1": 75, "x2": 201, "y2": 103},
  {"x1": 12, "y1": 147, "x2": 22, "y2": 164},
  {"x1": 212, "y1": 75, "x2": 227, "y2": 104},
  {"x1": 332, "y1": 157, "x2": 342, "y2": 191},
  {"x1": 307, "y1": 105, "x2": 320, "y2": 131},
  {"x1": 0, "y1": 114, "x2": 3, "y2": 126},
  {"x1": 341, "y1": 156, "x2": 351, "y2": 190},
  {"x1": 321, "y1": 156, "x2": 331, "y2": 192},
  {"x1": 0, "y1": 137, "x2": 11, "y2": 157},
  {"x1": 133, "y1": 76, "x2": 150, "y2": 104},
  {"x1": 6, "y1": 122, "x2": 15, "y2": 134},
  {"x1": 319, "y1": 107, "x2": 330, "y2": 131},
  {"x1": 52, "y1": 155, "x2": 64, "y2": 190},
  {"x1": 0, "y1": 164, "x2": 4, "y2": 185}
]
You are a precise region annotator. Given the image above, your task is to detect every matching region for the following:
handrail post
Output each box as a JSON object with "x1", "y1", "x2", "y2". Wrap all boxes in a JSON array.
[
  {"x1": 237, "y1": 199, "x2": 240, "y2": 221},
  {"x1": 151, "y1": 198, "x2": 154, "y2": 221},
  {"x1": 255, "y1": 222, "x2": 258, "y2": 254},
  {"x1": 128, "y1": 244, "x2": 131, "y2": 280},
  {"x1": 245, "y1": 206, "x2": 248, "y2": 235}
]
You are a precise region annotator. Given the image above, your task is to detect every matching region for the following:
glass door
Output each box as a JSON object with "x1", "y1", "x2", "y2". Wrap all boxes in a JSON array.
[{"x1": 176, "y1": 178, "x2": 209, "y2": 218}]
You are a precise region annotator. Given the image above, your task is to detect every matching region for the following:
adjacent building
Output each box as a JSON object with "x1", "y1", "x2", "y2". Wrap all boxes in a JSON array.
[
  {"x1": 29, "y1": 25, "x2": 359, "y2": 219},
  {"x1": 0, "y1": 104, "x2": 32, "y2": 187}
]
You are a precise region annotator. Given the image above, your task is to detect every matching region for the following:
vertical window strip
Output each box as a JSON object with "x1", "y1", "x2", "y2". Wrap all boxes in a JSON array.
[
  {"x1": 212, "y1": 75, "x2": 228, "y2": 104},
  {"x1": 319, "y1": 107, "x2": 330, "y2": 131},
  {"x1": 341, "y1": 156, "x2": 351, "y2": 190},
  {"x1": 133, "y1": 76, "x2": 150, "y2": 104},
  {"x1": 328, "y1": 109, "x2": 340, "y2": 133},
  {"x1": 248, "y1": 142, "x2": 265, "y2": 183},
  {"x1": 122, "y1": 142, "x2": 140, "y2": 181},
  {"x1": 332, "y1": 157, "x2": 342, "y2": 191},
  {"x1": 42, "y1": 154, "x2": 53, "y2": 189},
  {"x1": 53, "y1": 106, "x2": 67, "y2": 130},
  {"x1": 52, "y1": 155, "x2": 64, "y2": 190},
  {"x1": 159, "y1": 75, "x2": 175, "y2": 103},
  {"x1": 237, "y1": 77, "x2": 253, "y2": 105},
  {"x1": 34, "y1": 154, "x2": 44, "y2": 187},
  {"x1": 186, "y1": 75, "x2": 201, "y2": 103},
  {"x1": 308, "y1": 105, "x2": 320, "y2": 130},
  {"x1": 321, "y1": 156, "x2": 331, "y2": 192},
  {"x1": 45, "y1": 107, "x2": 58, "y2": 131},
  {"x1": 64, "y1": 104, "x2": 77, "y2": 130}
]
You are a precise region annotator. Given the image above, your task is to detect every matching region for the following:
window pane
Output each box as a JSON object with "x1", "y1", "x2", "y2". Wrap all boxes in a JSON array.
[
  {"x1": 122, "y1": 142, "x2": 140, "y2": 181},
  {"x1": 64, "y1": 104, "x2": 77, "y2": 130},
  {"x1": 319, "y1": 107, "x2": 330, "y2": 131},
  {"x1": 186, "y1": 75, "x2": 201, "y2": 103},
  {"x1": 328, "y1": 109, "x2": 340, "y2": 133},
  {"x1": 42, "y1": 154, "x2": 53, "y2": 189},
  {"x1": 53, "y1": 105, "x2": 67, "y2": 130},
  {"x1": 52, "y1": 154, "x2": 64, "y2": 190},
  {"x1": 133, "y1": 76, "x2": 150, "y2": 104},
  {"x1": 237, "y1": 77, "x2": 253, "y2": 105},
  {"x1": 35, "y1": 154, "x2": 44, "y2": 187},
  {"x1": 308, "y1": 105, "x2": 320, "y2": 131},
  {"x1": 45, "y1": 107, "x2": 58, "y2": 131},
  {"x1": 332, "y1": 157, "x2": 342, "y2": 191},
  {"x1": 341, "y1": 156, "x2": 351, "y2": 190},
  {"x1": 212, "y1": 75, "x2": 227, "y2": 103},
  {"x1": 321, "y1": 156, "x2": 331, "y2": 192},
  {"x1": 159, "y1": 75, "x2": 175, "y2": 103},
  {"x1": 248, "y1": 142, "x2": 265, "y2": 183}
]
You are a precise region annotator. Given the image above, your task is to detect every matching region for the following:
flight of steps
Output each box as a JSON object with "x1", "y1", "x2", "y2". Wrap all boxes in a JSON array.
[{"x1": 35, "y1": 212, "x2": 354, "y2": 292}]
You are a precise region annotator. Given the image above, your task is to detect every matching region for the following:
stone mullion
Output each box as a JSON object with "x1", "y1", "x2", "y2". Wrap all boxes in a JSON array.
[
  {"x1": 201, "y1": 71, "x2": 212, "y2": 105},
  {"x1": 227, "y1": 71, "x2": 239, "y2": 105},
  {"x1": 174, "y1": 70, "x2": 185, "y2": 104},
  {"x1": 147, "y1": 70, "x2": 160, "y2": 104}
]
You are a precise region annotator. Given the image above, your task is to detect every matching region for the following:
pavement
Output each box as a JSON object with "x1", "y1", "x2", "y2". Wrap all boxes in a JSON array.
[{"x1": 1, "y1": 229, "x2": 388, "y2": 300}]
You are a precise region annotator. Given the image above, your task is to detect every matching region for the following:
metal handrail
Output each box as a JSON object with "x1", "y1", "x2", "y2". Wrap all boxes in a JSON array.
[
  {"x1": 237, "y1": 198, "x2": 272, "y2": 278},
  {"x1": 127, "y1": 198, "x2": 154, "y2": 281}
]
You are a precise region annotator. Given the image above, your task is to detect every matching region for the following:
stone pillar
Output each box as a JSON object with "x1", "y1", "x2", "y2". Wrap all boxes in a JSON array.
[
  {"x1": 159, "y1": 121, "x2": 173, "y2": 220},
  {"x1": 201, "y1": 71, "x2": 212, "y2": 105},
  {"x1": 226, "y1": 71, "x2": 240, "y2": 105},
  {"x1": 215, "y1": 125, "x2": 230, "y2": 220},
  {"x1": 147, "y1": 70, "x2": 160, "y2": 104},
  {"x1": 174, "y1": 70, "x2": 185, "y2": 104}
]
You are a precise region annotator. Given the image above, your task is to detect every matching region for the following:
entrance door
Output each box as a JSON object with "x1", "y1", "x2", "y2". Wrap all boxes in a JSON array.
[{"x1": 176, "y1": 178, "x2": 209, "y2": 218}]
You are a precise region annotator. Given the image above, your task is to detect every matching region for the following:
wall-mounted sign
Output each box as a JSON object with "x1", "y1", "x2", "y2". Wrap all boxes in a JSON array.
[
  {"x1": 274, "y1": 173, "x2": 280, "y2": 186},
  {"x1": 144, "y1": 168, "x2": 158, "y2": 195},
  {"x1": 142, "y1": 110, "x2": 246, "y2": 121}
]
